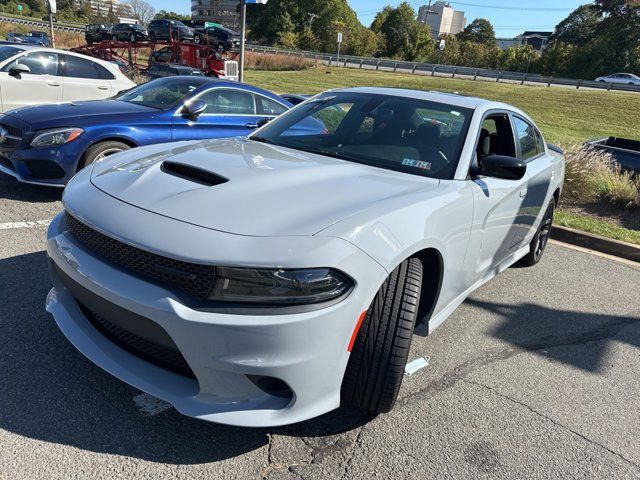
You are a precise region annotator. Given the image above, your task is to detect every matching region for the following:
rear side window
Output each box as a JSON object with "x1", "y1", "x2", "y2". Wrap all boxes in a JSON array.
[
  {"x1": 199, "y1": 89, "x2": 256, "y2": 115},
  {"x1": 65, "y1": 55, "x2": 114, "y2": 79},
  {"x1": 256, "y1": 96, "x2": 287, "y2": 116},
  {"x1": 513, "y1": 116, "x2": 542, "y2": 161}
]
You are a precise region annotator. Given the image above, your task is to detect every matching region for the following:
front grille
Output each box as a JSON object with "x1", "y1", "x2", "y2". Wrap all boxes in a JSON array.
[
  {"x1": 78, "y1": 302, "x2": 196, "y2": 378},
  {"x1": 66, "y1": 212, "x2": 216, "y2": 299}
]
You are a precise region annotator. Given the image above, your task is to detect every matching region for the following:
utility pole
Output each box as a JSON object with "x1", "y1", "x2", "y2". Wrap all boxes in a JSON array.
[
  {"x1": 239, "y1": 0, "x2": 246, "y2": 82},
  {"x1": 47, "y1": 0, "x2": 56, "y2": 48}
]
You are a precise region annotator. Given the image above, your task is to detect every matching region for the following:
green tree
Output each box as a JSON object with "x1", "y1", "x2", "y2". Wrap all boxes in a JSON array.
[
  {"x1": 154, "y1": 10, "x2": 191, "y2": 22},
  {"x1": 370, "y1": 5, "x2": 393, "y2": 32},
  {"x1": 457, "y1": 18, "x2": 496, "y2": 46},
  {"x1": 378, "y1": 2, "x2": 418, "y2": 58},
  {"x1": 550, "y1": 4, "x2": 600, "y2": 47}
]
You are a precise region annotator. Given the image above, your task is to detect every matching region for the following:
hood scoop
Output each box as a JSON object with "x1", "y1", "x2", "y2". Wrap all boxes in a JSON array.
[{"x1": 160, "y1": 161, "x2": 228, "y2": 187}]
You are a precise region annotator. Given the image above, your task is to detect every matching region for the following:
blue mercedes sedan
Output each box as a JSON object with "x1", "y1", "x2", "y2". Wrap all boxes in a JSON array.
[{"x1": 0, "y1": 77, "x2": 291, "y2": 186}]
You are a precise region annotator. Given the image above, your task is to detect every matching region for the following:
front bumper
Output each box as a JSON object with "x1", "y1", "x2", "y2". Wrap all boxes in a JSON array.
[{"x1": 45, "y1": 187, "x2": 387, "y2": 426}]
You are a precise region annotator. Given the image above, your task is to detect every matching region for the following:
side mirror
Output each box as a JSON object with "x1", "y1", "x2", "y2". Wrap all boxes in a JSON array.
[
  {"x1": 474, "y1": 154, "x2": 526, "y2": 180},
  {"x1": 256, "y1": 117, "x2": 271, "y2": 128},
  {"x1": 181, "y1": 100, "x2": 207, "y2": 118},
  {"x1": 9, "y1": 63, "x2": 30, "y2": 77}
]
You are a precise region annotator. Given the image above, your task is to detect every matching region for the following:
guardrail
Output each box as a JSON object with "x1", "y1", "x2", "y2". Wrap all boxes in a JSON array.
[
  {"x1": 247, "y1": 45, "x2": 640, "y2": 94},
  {"x1": 0, "y1": 14, "x2": 84, "y2": 33}
]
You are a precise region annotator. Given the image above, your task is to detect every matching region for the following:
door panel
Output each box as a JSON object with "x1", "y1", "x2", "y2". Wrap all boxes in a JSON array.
[
  {"x1": 171, "y1": 113, "x2": 259, "y2": 141},
  {"x1": 61, "y1": 55, "x2": 112, "y2": 101}
]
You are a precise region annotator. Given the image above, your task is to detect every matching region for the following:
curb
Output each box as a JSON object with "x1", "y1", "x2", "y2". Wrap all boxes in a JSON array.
[{"x1": 551, "y1": 225, "x2": 640, "y2": 264}]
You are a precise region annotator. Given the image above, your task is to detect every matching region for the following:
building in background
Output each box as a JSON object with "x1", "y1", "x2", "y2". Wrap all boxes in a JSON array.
[
  {"x1": 191, "y1": 0, "x2": 240, "y2": 29},
  {"x1": 496, "y1": 38, "x2": 519, "y2": 50},
  {"x1": 418, "y1": 1, "x2": 466, "y2": 39},
  {"x1": 519, "y1": 31, "x2": 553, "y2": 52},
  {"x1": 74, "y1": 0, "x2": 134, "y2": 20}
]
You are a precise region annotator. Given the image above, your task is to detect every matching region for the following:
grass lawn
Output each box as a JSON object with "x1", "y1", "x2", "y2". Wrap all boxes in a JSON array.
[
  {"x1": 246, "y1": 67, "x2": 640, "y2": 147},
  {"x1": 555, "y1": 211, "x2": 640, "y2": 246}
]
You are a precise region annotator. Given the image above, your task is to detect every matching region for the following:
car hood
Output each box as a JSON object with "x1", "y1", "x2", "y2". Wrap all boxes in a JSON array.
[
  {"x1": 5, "y1": 100, "x2": 157, "y2": 129},
  {"x1": 89, "y1": 137, "x2": 439, "y2": 237}
]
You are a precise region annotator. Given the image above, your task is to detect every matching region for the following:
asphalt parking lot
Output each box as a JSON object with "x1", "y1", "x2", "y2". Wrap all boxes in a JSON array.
[{"x1": 1, "y1": 173, "x2": 639, "y2": 480}]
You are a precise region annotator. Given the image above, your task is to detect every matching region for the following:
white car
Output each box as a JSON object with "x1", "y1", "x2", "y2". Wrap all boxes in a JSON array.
[
  {"x1": 0, "y1": 44, "x2": 135, "y2": 112},
  {"x1": 594, "y1": 73, "x2": 640, "y2": 86},
  {"x1": 46, "y1": 88, "x2": 565, "y2": 426}
]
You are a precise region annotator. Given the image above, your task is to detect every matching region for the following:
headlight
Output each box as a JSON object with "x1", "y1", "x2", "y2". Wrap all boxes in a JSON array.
[
  {"x1": 207, "y1": 267, "x2": 353, "y2": 305},
  {"x1": 30, "y1": 128, "x2": 84, "y2": 147}
]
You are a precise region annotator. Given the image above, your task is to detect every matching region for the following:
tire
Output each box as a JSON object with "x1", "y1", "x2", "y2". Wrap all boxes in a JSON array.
[
  {"x1": 517, "y1": 199, "x2": 555, "y2": 267},
  {"x1": 111, "y1": 34, "x2": 117, "y2": 42},
  {"x1": 194, "y1": 34, "x2": 201, "y2": 44},
  {"x1": 217, "y1": 43, "x2": 224, "y2": 52},
  {"x1": 149, "y1": 32, "x2": 156, "y2": 42},
  {"x1": 130, "y1": 34, "x2": 136, "y2": 43},
  {"x1": 341, "y1": 257, "x2": 423, "y2": 413},
  {"x1": 80, "y1": 141, "x2": 130, "y2": 171}
]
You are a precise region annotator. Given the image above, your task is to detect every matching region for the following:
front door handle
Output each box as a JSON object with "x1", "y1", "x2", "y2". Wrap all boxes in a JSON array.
[
  {"x1": 47, "y1": 81, "x2": 61, "y2": 86},
  {"x1": 97, "y1": 85, "x2": 109, "y2": 90},
  {"x1": 520, "y1": 188, "x2": 528, "y2": 199},
  {"x1": 244, "y1": 123, "x2": 258, "y2": 129}
]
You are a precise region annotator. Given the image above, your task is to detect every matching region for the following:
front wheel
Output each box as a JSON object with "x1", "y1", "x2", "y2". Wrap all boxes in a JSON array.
[
  {"x1": 79, "y1": 141, "x2": 130, "y2": 171},
  {"x1": 130, "y1": 34, "x2": 136, "y2": 43},
  {"x1": 518, "y1": 199, "x2": 555, "y2": 267},
  {"x1": 111, "y1": 34, "x2": 117, "y2": 42},
  {"x1": 194, "y1": 34, "x2": 201, "y2": 44},
  {"x1": 341, "y1": 257, "x2": 423, "y2": 413}
]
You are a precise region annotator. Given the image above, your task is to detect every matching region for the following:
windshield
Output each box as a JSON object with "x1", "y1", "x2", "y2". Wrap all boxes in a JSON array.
[
  {"x1": 0, "y1": 46, "x2": 23, "y2": 62},
  {"x1": 251, "y1": 92, "x2": 473, "y2": 179},
  {"x1": 115, "y1": 78, "x2": 201, "y2": 109}
]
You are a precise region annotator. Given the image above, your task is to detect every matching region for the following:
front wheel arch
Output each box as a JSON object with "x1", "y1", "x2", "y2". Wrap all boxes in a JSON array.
[{"x1": 76, "y1": 136, "x2": 139, "y2": 172}]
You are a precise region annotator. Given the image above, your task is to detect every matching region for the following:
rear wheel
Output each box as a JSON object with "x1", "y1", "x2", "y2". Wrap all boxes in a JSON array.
[
  {"x1": 341, "y1": 257, "x2": 423, "y2": 413},
  {"x1": 111, "y1": 34, "x2": 117, "y2": 42},
  {"x1": 130, "y1": 33, "x2": 136, "y2": 43},
  {"x1": 79, "y1": 141, "x2": 130, "y2": 171},
  {"x1": 194, "y1": 34, "x2": 201, "y2": 44},
  {"x1": 518, "y1": 199, "x2": 555, "y2": 267}
]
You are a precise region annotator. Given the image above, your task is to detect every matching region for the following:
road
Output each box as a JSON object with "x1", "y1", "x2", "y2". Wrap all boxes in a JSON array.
[{"x1": 0, "y1": 173, "x2": 639, "y2": 480}]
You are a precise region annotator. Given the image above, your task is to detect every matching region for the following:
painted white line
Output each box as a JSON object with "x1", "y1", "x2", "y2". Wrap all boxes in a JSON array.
[
  {"x1": 133, "y1": 393, "x2": 172, "y2": 417},
  {"x1": 0, "y1": 219, "x2": 51, "y2": 230}
]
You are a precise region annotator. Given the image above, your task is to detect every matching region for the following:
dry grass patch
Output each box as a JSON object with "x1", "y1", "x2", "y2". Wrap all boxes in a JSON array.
[{"x1": 244, "y1": 51, "x2": 315, "y2": 71}]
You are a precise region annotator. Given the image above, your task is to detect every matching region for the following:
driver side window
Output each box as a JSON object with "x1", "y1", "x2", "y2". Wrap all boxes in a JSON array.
[{"x1": 475, "y1": 114, "x2": 516, "y2": 168}]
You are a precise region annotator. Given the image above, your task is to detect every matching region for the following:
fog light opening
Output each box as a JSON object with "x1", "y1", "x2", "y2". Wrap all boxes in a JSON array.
[{"x1": 247, "y1": 375, "x2": 293, "y2": 399}]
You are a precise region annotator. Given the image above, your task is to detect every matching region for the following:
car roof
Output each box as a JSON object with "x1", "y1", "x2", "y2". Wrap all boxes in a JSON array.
[{"x1": 330, "y1": 87, "x2": 516, "y2": 111}]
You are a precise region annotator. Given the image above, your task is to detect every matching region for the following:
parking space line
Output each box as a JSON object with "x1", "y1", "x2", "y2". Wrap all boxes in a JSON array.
[
  {"x1": 0, "y1": 220, "x2": 52, "y2": 230},
  {"x1": 132, "y1": 393, "x2": 172, "y2": 417}
]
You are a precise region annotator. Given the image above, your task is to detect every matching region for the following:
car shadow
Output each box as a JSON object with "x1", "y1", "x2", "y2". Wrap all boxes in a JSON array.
[
  {"x1": 0, "y1": 175, "x2": 62, "y2": 203},
  {"x1": 468, "y1": 298, "x2": 640, "y2": 373},
  {"x1": 0, "y1": 250, "x2": 372, "y2": 465}
]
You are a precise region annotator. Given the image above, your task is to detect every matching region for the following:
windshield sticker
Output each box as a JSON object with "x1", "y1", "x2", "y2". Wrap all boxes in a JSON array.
[{"x1": 403, "y1": 158, "x2": 432, "y2": 170}]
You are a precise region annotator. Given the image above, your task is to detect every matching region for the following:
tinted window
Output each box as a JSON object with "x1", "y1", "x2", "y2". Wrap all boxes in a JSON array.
[
  {"x1": 116, "y1": 78, "x2": 201, "y2": 109},
  {"x1": 513, "y1": 116, "x2": 541, "y2": 160},
  {"x1": 3, "y1": 51, "x2": 59, "y2": 75},
  {"x1": 199, "y1": 89, "x2": 255, "y2": 114},
  {"x1": 252, "y1": 92, "x2": 473, "y2": 180},
  {"x1": 65, "y1": 55, "x2": 101, "y2": 79},
  {"x1": 0, "y1": 46, "x2": 23, "y2": 62},
  {"x1": 256, "y1": 96, "x2": 288, "y2": 116}
]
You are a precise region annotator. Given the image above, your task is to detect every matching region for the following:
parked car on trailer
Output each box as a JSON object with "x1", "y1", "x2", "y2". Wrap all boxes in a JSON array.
[
  {"x1": 594, "y1": 73, "x2": 640, "y2": 86},
  {"x1": 45, "y1": 87, "x2": 564, "y2": 426},
  {"x1": 0, "y1": 44, "x2": 134, "y2": 112},
  {"x1": 149, "y1": 46, "x2": 176, "y2": 64},
  {"x1": 586, "y1": 137, "x2": 640, "y2": 174},
  {"x1": 0, "y1": 77, "x2": 290, "y2": 186},
  {"x1": 148, "y1": 63, "x2": 204, "y2": 79},
  {"x1": 85, "y1": 24, "x2": 113, "y2": 44},
  {"x1": 111, "y1": 23, "x2": 148, "y2": 42},
  {"x1": 6, "y1": 32, "x2": 26, "y2": 43},
  {"x1": 193, "y1": 25, "x2": 240, "y2": 51},
  {"x1": 148, "y1": 19, "x2": 194, "y2": 42}
]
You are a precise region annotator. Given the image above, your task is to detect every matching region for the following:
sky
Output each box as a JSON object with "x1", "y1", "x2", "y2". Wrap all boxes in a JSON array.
[{"x1": 153, "y1": 0, "x2": 585, "y2": 39}]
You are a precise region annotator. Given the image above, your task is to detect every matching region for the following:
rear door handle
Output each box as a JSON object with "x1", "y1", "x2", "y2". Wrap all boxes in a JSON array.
[
  {"x1": 47, "y1": 81, "x2": 61, "y2": 86},
  {"x1": 97, "y1": 85, "x2": 109, "y2": 90},
  {"x1": 520, "y1": 188, "x2": 528, "y2": 199},
  {"x1": 244, "y1": 123, "x2": 258, "y2": 129}
]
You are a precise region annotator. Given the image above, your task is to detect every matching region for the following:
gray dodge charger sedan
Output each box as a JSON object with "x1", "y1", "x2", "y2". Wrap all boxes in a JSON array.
[{"x1": 46, "y1": 87, "x2": 565, "y2": 427}]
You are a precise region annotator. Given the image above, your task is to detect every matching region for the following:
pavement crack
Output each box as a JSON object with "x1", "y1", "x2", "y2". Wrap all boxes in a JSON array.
[
  {"x1": 340, "y1": 425, "x2": 367, "y2": 480},
  {"x1": 398, "y1": 317, "x2": 639, "y2": 408},
  {"x1": 463, "y1": 378, "x2": 640, "y2": 471}
]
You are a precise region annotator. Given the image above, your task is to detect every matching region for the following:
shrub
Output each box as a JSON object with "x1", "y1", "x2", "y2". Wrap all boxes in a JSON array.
[
  {"x1": 244, "y1": 51, "x2": 315, "y2": 71},
  {"x1": 563, "y1": 144, "x2": 640, "y2": 208}
]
